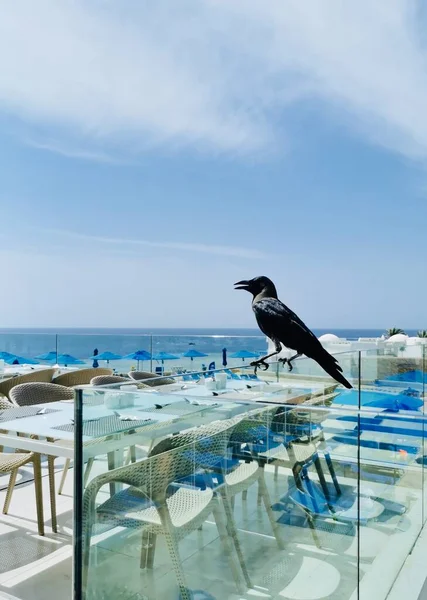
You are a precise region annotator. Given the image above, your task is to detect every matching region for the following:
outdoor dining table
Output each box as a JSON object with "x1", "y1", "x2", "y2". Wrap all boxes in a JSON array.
[
  {"x1": 160, "y1": 379, "x2": 321, "y2": 404},
  {"x1": 0, "y1": 390, "x2": 253, "y2": 535}
]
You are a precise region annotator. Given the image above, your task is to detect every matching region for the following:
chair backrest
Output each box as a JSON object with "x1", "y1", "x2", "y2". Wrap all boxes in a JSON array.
[
  {"x1": 10, "y1": 382, "x2": 74, "y2": 406},
  {"x1": 53, "y1": 368, "x2": 112, "y2": 387},
  {"x1": 0, "y1": 369, "x2": 56, "y2": 399},
  {"x1": 84, "y1": 419, "x2": 236, "y2": 508},
  {"x1": 229, "y1": 407, "x2": 279, "y2": 445},
  {"x1": 90, "y1": 375, "x2": 131, "y2": 387},
  {"x1": 0, "y1": 397, "x2": 13, "y2": 410},
  {"x1": 128, "y1": 371, "x2": 175, "y2": 387}
]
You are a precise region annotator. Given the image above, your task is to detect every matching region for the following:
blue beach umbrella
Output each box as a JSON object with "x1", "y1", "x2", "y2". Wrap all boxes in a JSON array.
[
  {"x1": 36, "y1": 351, "x2": 57, "y2": 361},
  {"x1": 365, "y1": 395, "x2": 423, "y2": 412},
  {"x1": 89, "y1": 351, "x2": 122, "y2": 365},
  {"x1": 55, "y1": 354, "x2": 85, "y2": 367},
  {"x1": 152, "y1": 351, "x2": 179, "y2": 365},
  {"x1": 183, "y1": 349, "x2": 208, "y2": 362},
  {"x1": 230, "y1": 350, "x2": 260, "y2": 362},
  {"x1": 0, "y1": 352, "x2": 39, "y2": 365},
  {"x1": 222, "y1": 348, "x2": 227, "y2": 367},
  {"x1": 124, "y1": 350, "x2": 151, "y2": 369}
]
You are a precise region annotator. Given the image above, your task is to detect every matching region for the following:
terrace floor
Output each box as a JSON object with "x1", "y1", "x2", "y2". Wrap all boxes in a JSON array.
[{"x1": 0, "y1": 450, "x2": 425, "y2": 600}]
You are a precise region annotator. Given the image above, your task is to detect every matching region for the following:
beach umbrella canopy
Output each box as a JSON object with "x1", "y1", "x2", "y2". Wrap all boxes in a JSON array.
[
  {"x1": 124, "y1": 350, "x2": 151, "y2": 369},
  {"x1": 152, "y1": 351, "x2": 179, "y2": 364},
  {"x1": 183, "y1": 349, "x2": 208, "y2": 361},
  {"x1": 365, "y1": 395, "x2": 423, "y2": 412},
  {"x1": 35, "y1": 351, "x2": 57, "y2": 361},
  {"x1": 55, "y1": 354, "x2": 85, "y2": 366},
  {"x1": 222, "y1": 348, "x2": 227, "y2": 367},
  {"x1": 0, "y1": 352, "x2": 39, "y2": 365},
  {"x1": 89, "y1": 351, "x2": 122, "y2": 365},
  {"x1": 230, "y1": 350, "x2": 260, "y2": 362},
  {"x1": 124, "y1": 350, "x2": 151, "y2": 361}
]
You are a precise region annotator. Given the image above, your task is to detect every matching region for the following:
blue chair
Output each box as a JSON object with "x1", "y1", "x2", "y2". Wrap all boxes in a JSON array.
[
  {"x1": 229, "y1": 371, "x2": 242, "y2": 381},
  {"x1": 278, "y1": 447, "x2": 385, "y2": 545},
  {"x1": 331, "y1": 429, "x2": 419, "y2": 454}
]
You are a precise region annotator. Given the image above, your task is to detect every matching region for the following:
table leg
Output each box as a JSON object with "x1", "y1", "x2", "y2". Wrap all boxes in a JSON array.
[
  {"x1": 107, "y1": 447, "x2": 125, "y2": 496},
  {"x1": 33, "y1": 454, "x2": 44, "y2": 536},
  {"x1": 47, "y1": 456, "x2": 58, "y2": 533}
]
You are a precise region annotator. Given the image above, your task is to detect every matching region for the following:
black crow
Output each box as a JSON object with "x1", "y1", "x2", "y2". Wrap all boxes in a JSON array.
[{"x1": 234, "y1": 276, "x2": 352, "y2": 389}]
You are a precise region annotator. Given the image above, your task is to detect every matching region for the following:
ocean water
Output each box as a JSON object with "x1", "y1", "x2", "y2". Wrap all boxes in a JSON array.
[{"x1": 0, "y1": 327, "x2": 420, "y2": 374}]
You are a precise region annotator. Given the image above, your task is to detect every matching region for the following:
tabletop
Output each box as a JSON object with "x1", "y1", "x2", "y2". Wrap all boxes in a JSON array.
[{"x1": 0, "y1": 390, "x2": 253, "y2": 455}]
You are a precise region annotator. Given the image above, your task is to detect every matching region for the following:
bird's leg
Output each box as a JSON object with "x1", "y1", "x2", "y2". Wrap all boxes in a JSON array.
[
  {"x1": 250, "y1": 348, "x2": 281, "y2": 374},
  {"x1": 250, "y1": 358, "x2": 270, "y2": 374},
  {"x1": 282, "y1": 353, "x2": 302, "y2": 372}
]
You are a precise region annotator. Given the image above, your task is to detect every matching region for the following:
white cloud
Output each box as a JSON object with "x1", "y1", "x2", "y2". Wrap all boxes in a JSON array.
[
  {"x1": 25, "y1": 138, "x2": 130, "y2": 165},
  {"x1": 28, "y1": 228, "x2": 270, "y2": 260},
  {"x1": 1, "y1": 1, "x2": 427, "y2": 159}
]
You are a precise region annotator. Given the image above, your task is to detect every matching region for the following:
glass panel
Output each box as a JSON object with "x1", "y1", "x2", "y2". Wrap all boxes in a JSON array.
[
  {"x1": 358, "y1": 348, "x2": 425, "y2": 598},
  {"x1": 56, "y1": 333, "x2": 268, "y2": 376},
  {"x1": 74, "y1": 363, "x2": 366, "y2": 600}
]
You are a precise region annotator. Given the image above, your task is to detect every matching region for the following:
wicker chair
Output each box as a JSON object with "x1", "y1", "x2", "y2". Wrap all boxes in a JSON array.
[
  {"x1": 0, "y1": 368, "x2": 56, "y2": 399},
  {"x1": 82, "y1": 419, "x2": 248, "y2": 600},
  {"x1": 4, "y1": 383, "x2": 70, "y2": 535},
  {"x1": 0, "y1": 448, "x2": 46, "y2": 535},
  {"x1": 9, "y1": 383, "x2": 116, "y2": 496},
  {"x1": 9, "y1": 382, "x2": 74, "y2": 407},
  {"x1": 263, "y1": 392, "x2": 337, "y2": 481},
  {"x1": 9, "y1": 382, "x2": 75, "y2": 530},
  {"x1": 128, "y1": 370, "x2": 175, "y2": 387},
  {"x1": 90, "y1": 375, "x2": 131, "y2": 387},
  {"x1": 52, "y1": 368, "x2": 112, "y2": 387}
]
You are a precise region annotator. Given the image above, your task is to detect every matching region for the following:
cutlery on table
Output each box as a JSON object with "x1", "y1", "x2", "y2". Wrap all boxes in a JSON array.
[{"x1": 113, "y1": 411, "x2": 151, "y2": 422}]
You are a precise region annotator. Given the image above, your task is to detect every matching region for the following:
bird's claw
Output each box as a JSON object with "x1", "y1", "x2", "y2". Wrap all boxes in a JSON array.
[
  {"x1": 279, "y1": 358, "x2": 294, "y2": 372},
  {"x1": 250, "y1": 359, "x2": 270, "y2": 375}
]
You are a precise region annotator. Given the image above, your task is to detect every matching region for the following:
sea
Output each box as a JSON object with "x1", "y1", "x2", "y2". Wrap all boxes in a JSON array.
[{"x1": 0, "y1": 327, "x2": 420, "y2": 374}]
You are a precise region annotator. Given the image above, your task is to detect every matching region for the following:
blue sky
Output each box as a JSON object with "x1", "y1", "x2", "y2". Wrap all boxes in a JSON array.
[{"x1": 0, "y1": 1, "x2": 426, "y2": 329}]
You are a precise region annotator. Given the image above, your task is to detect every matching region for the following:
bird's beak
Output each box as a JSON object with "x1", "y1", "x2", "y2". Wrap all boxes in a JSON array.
[{"x1": 234, "y1": 280, "x2": 250, "y2": 291}]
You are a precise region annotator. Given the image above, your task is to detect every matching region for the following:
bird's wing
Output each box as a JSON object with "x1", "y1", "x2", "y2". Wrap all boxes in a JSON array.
[
  {"x1": 253, "y1": 297, "x2": 351, "y2": 388},
  {"x1": 253, "y1": 297, "x2": 320, "y2": 354}
]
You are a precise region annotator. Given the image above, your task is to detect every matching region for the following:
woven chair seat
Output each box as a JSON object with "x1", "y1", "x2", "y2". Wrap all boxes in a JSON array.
[
  {"x1": 0, "y1": 452, "x2": 33, "y2": 472},
  {"x1": 97, "y1": 486, "x2": 214, "y2": 530},
  {"x1": 225, "y1": 461, "x2": 259, "y2": 491}
]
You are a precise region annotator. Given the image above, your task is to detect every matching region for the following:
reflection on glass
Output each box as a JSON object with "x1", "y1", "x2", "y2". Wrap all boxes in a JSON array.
[{"x1": 71, "y1": 350, "x2": 425, "y2": 600}]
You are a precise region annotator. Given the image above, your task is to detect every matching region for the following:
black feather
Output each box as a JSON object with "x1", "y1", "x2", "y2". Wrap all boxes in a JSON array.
[{"x1": 252, "y1": 296, "x2": 352, "y2": 389}]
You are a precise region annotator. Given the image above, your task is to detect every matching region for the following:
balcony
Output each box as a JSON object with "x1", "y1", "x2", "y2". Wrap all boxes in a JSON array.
[{"x1": 0, "y1": 339, "x2": 425, "y2": 600}]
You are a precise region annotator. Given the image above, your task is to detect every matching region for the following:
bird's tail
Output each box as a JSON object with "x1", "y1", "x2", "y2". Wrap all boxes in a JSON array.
[{"x1": 317, "y1": 349, "x2": 353, "y2": 389}]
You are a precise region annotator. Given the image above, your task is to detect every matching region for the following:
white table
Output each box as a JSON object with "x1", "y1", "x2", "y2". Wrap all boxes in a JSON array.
[
  {"x1": 0, "y1": 392, "x2": 254, "y2": 533},
  {"x1": 163, "y1": 379, "x2": 320, "y2": 406}
]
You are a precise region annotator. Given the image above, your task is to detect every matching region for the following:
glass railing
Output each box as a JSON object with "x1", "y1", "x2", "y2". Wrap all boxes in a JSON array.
[
  {"x1": 1, "y1": 330, "x2": 425, "y2": 388},
  {"x1": 72, "y1": 351, "x2": 427, "y2": 600},
  {"x1": 0, "y1": 331, "x2": 269, "y2": 375}
]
